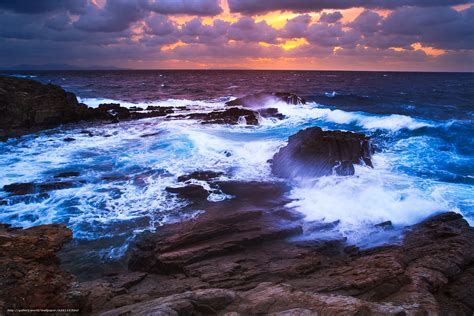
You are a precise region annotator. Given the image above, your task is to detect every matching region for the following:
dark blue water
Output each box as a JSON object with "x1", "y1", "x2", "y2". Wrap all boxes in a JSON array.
[{"x1": 0, "y1": 70, "x2": 473, "y2": 261}]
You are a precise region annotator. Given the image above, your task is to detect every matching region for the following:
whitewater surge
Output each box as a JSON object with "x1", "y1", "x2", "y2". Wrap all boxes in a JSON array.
[{"x1": 0, "y1": 95, "x2": 471, "y2": 258}]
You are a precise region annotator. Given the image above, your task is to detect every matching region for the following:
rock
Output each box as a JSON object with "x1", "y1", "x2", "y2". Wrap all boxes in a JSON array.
[
  {"x1": 63, "y1": 137, "x2": 76, "y2": 142},
  {"x1": 375, "y1": 220, "x2": 393, "y2": 229},
  {"x1": 271, "y1": 126, "x2": 373, "y2": 178},
  {"x1": 0, "y1": 223, "x2": 79, "y2": 310},
  {"x1": 165, "y1": 184, "x2": 209, "y2": 200},
  {"x1": 0, "y1": 76, "x2": 175, "y2": 138},
  {"x1": 0, "y1": 76, "x2": 85, "y2": 131},
  {"x1": 181, "y1": 107, "x2": 260, "y2": 125},
  {"x1": 177, "y1": 171, "x2": 224, "y2": 182},
  {"x1": 3, "y1": 181, "x2": 80, "y2": 195},
  {"x1": 223, "y1": 282, "x2": 417, "y2": 315},
  {"x1": 54, "y1": 171, "x2": 80, "y2": 178},
  {"x1": 96, "y1": 103, "x2": 131, "y2": 121},
  {"x1": 99, "y1": 288, "x2": 236, "y2": 316},
  {"x1": 225, "y1": 92, "x2": 305, "y2": 107},
  {"x1": 258, "y1": 107, "x2": 285, "y2": 120},
  {"x1": 128, "y1": 186, "x2": 304, "y2": 282}
]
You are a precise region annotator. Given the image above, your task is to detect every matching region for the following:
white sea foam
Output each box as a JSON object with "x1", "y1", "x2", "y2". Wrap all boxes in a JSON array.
[
  {"x1": 78, "y1": 97, "x2": 226, "y2": 110},
  {"x1": 260, "y1": 101, "x2": 433, "y2": 131},
  {"x1": 287, "y1": 155, "x2": 456, "y2": 245}
]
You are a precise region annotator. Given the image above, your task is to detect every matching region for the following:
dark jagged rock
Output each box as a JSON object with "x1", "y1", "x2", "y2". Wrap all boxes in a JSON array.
[
  {"x1": 0, "y1": 76, "x2": 87, "y2": 131},
  {"x1": 258, "y1": 107, "x2": 285, "y2": 120},
  {"x1": 3, "y1": 181, "x2": 81, "y2": 195},
  {"x1": 165, "y1": 184, "x2": 209, "y2": 200},
  {"x1": 179, "y1": 107, "x2": 260, "y2": 125},
  {"x1": 271, "y1": 126, "x2": 373, "y2": 178},
  {"x1": 95, "y1": 103, "x2": 132, "y2": 121},
  {"x1": 54, "y1": 171, "x2": 80, "y2": 178},
  {"x1": 0, "y1": 76, "x2": 176, "y2": 138},
  {"x1": 0, "y1": 223, "x2": 79, "y2": 310},
  {"x1": 177, "y1": 171, "x2": 224, "y2": 182},
  {"x1": 225, "y1": 92, "x2": 305, "y2": 107}
]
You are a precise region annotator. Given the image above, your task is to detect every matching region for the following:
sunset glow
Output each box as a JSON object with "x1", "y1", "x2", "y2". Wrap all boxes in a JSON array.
[{"x1": 0, "y1": 0, "x2": 472, "y2": 71}]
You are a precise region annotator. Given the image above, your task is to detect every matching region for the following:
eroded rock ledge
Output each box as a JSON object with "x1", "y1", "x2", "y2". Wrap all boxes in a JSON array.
[{"x1": 1, "y1": 207, "x2": 474, "y2": 314}]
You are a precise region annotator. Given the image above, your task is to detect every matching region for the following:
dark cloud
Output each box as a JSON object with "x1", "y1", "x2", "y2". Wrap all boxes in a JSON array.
[
  {"x1": 228, "y1": 0, "x2": 474, "y2": 14},
  {"x1": 227, "y1": 17, "x2": 279, "y2": 43},
  {"x1": 144, "y1": 14, "x2": 177, "y2": 36},
  {"x1": 181, "y1": 19, "x2": 229, "y2": 44},
  {"x1": 305, "y1": 23, "x2": 361, "y2": 48},
  {"x1": 348, "y1": 6, "x2": 474, "y2": 50},
  {"x1": 141, "y1": 0, "x2": 222, "y2": 16},
  {"x1": 319, "y1": 12, "x2": 343, "y2": 23},
  {"x1": 0, "y1": 0, "x2": 86, "y2": 14},
  {"x1": 0, "y1": 0, "x2": 472, "y2": 71},
  {"x1": 348, "y1": 10, "x2": 382, "y2": 34},
  {"x1": 74, "y1": 0, "x2": 144, "y2": 33},
  {"x1": 282, "y1": 14, "x2": 312, "y2": 38}
]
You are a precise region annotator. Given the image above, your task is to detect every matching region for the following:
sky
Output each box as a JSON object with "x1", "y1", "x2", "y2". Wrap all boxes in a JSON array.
[{"x1": 0, "y1": 0, "x2": 473, "y2": 71}]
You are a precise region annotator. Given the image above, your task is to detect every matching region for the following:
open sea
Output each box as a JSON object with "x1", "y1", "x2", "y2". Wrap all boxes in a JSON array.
[{"x1": 0, "y1": 70, "x2": 473, "y2": 269}]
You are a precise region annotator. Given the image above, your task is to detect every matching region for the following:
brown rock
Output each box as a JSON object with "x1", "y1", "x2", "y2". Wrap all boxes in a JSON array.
[
  {"x1": 271, "y1": 126, "x2": 374, "y2": 178},
  {"x1": 0, "y1": 223, "x2": 77, "y2": 310}
]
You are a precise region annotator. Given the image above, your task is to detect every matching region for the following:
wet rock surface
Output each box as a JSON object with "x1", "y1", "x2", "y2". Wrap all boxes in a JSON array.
[
  {"x1": 99, "y1": 211, "x2": 474, "y2": 315},
  {"x1": 225, "y1": 92, "x2": 306, "y2": 107},
  {"x1": 1, "y1": 183, "x2": 474, "y2": 315},
  {"x1": 271, "y1": 126, "x2": 374, "y2": 178}
]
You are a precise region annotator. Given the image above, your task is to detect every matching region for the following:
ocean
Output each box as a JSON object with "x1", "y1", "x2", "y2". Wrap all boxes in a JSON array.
[{"x1": 0, "y1": 70, "x2": 473, "y2": 271}]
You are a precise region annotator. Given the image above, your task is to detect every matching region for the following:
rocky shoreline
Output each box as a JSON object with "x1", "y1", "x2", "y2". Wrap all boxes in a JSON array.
[
  {"x1": 1, "y1": 76, "x2": 474, "y2": 315},
  {"x1": 2, "y1": 210, "x2": 474, "y2": 314}
]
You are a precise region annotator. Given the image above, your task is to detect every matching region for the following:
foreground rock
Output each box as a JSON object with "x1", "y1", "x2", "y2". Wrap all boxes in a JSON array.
[
  {"x1": 0, "y1": 223, "x2": 77, "y2": 310},
  {"x1": 225, "y1": 92, "x2": 306, "y2": 107},
  {"x1": 271, "y1": 126, "x2": 374, "y2": 178},
  {"x1": 99, "y1": 211, "x2": 474, "y2": 315}
]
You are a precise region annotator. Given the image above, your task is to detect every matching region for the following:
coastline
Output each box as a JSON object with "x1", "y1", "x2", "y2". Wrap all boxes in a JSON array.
[{"x1": 1, "y1": 75, "x2": 473, "y2": 314}]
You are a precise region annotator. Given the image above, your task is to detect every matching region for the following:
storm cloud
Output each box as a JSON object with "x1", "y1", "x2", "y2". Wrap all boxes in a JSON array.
[{"x1": 0, "y1": 0, "x2": 472, "y2": 71}]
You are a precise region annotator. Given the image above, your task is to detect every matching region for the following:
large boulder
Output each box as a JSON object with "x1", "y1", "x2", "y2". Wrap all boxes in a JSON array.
[
  {"x1": 0, "y1": 76, "x2": 88, "y2": 131},
  {"x1": 225, "y1": 92, "x2": 305, "y2": 107},
  {"x1": 271, "y1": 126, "x2": 373, "y2": 178}
]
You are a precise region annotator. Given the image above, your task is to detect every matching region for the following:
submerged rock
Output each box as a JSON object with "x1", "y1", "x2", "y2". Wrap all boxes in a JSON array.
[
  {"x1": 180, "y1": 107, "x2": 260, "y2": 125},
  {"x1": 165, "y1": 184, "x2": 209, "y2": 200},
  {"x1": 177, "y1": 171, "x2": 224, "y2": 182},
  {"x1": 3, "y1": 180, "x2": 80, "y2": 195},
  {"x1": 225, "y1": 92, "x2": 305, "y2": 107},
  {"x1": 271, "y1": 126, "x2": 373, "y2": 178}
]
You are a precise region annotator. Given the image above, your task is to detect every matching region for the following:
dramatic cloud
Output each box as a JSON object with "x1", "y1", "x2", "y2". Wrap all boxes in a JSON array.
[
  {"x1": 0, "y1": 0, "x2": 87, "y2": 14},
  {"x1": 142, "y1": 0, "x2": 222, "y2": 16},
  {"x1": 74, "y1": 0, "x2": 144, "y2": 32},
  {"x1": 0, "y1": 0, "x2": 472, "y2": 71},
  {"x1": 228, "y1": 0, "x2": 474, "y2": 14},
  {"x1": 319, "y1": 12, "x2": 343, "y2": 23},
  {"x1": 227, "y1": 17, "x2": 279, "y2": 43}
]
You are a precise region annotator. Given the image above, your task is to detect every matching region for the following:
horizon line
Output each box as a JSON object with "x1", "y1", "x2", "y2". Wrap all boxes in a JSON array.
[{"x1": 1, "y1": 68, "x2": 473, "y2": 74}]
